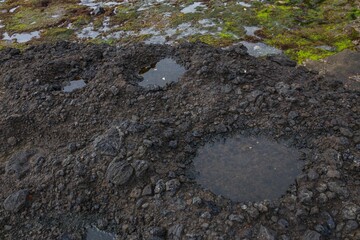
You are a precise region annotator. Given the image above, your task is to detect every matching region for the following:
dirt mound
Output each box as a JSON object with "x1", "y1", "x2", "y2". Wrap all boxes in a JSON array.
[{"x1": 0, "y1": 42, "x2": 359, "y2": 239}]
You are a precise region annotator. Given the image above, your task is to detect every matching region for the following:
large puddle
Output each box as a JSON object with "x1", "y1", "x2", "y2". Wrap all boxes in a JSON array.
[
  {"x1": 139, "y1": 58, "x2": 185, "y2": 87},
  {"x1": 193, "y1": 136, "x2": 303, "y2": 202}
]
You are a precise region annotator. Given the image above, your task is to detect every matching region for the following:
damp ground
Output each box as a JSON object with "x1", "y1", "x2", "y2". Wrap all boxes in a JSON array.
[
  {"x1": 193, "y1": 136, "x2": 303, "y2": 202},
  {"x1": 0, "y1": 42, "x2": 359, "y2": 239}
]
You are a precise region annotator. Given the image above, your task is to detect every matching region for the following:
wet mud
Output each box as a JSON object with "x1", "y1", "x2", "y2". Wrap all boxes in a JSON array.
[{"x1": 0, "y1": 42, "x2": 359, "y2": 239}]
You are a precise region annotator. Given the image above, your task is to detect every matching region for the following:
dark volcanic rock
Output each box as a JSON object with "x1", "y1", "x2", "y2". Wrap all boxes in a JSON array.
[
  {"x1": 105, "y1": 159, "x2": 134, "y2": 185},
  {"x1": 3, "y1": 189, "x2": 29, "y2": 212}
]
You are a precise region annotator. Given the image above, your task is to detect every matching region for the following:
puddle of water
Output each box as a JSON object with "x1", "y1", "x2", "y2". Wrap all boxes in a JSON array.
[
  {"x1": 193, "y1": 136, "x2": 303, "y2": 202},
  {"x1": 237, "y1": 1, "x2": 252, "y2": 7},
  {"x1": 244, "y1": 26, "x2": 261, "y2": 37},
  {"x1": 240, "y1": 41, "x2": 282, "y2": 57},
  {"x1": 139, "y1": 58, "x2": 185, "y2": 87},
  {"x1": 2, "y1": 31, "x2": 40, "y2": 43},
  {"x1": 181, "y1": 2, "x2": 206, "y2": 14},
  {"x1": 63, "y1": 80, "x2": 87, "y2": 93},
  {"x1": 86, "y1": 227, "x2": 116, "y2": 240}
]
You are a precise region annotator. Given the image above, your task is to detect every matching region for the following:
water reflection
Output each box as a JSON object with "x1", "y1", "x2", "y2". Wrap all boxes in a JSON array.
[
  {"x1": 139, "y1": 58, "x2": 185, "y2": 87},
  {"x1": 193, "y1": 136, "x2": 303, "y2": 202}
]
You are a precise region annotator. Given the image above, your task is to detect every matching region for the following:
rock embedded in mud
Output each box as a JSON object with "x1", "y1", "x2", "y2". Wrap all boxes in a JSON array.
[
  {"x1": 5, "y1": 150, "x2": 36, "y2": 179},
  {"x1": 302, "y1": 230, "x2": 321, "y2": 240},
  {"x1": 257, "y1": 225, "x2": 276, "y2": 240},
  {"x1": 3, "y1": 189, "x2": 29, "y2": 212},
  {"x1": 131, "y1": 160, "x2": 149, "y2": 178},
  {"x1": 105, "y1": 160, "x2": 134, "y2": 186},
  {"x1": 93, "y1": 128, "x2": 124, "y2": 156},
  {"x1": 165, "y1": 179, "x2": 180, "y2": 192}
]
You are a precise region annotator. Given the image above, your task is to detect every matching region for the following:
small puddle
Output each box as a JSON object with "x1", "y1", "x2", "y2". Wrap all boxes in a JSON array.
[
  {"x1": 240, "y1": 41, "x2": 282, "y2": 57},
  {"x1": 244, "y1": 26, "x2": 261, "y2": 37},
  {"x1": 193, "y1": 136, "x2": 303, "y2": 202},
  {"x1": 2, "y1": 31, "x2": 40, "y2": 43},
  {"x1": 63, "y1": 80, "x2": 87, "y2": 93},
  {"x1": 181, "y1": 2, "x2": 206, "y2": 14},
  {"x1": 86, "y1": 227, "x2": 116, "y2": 240},
  {"x1": 139, "y1": 58, "x2": 185, "y2": 87}
]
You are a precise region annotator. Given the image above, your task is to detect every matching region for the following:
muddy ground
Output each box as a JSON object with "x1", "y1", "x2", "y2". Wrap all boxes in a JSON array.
[{"x1": 0, "y1": 42, "x2": 359, "y2": 239}]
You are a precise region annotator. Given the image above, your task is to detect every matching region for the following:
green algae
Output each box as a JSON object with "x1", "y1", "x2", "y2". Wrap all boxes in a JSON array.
[{"x1": 0, "y1": 0, "x2": 358, "y2": 63}]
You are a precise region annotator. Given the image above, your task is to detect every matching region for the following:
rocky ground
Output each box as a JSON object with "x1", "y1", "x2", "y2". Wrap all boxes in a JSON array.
[{"x1": 0, "y1": 42, "x2": 359, "y2": 239}]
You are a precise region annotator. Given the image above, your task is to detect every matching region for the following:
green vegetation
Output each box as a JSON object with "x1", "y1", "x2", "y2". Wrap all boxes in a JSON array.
[{"x1": 0, "y1": 0, "x2": 358, "y2": 63}]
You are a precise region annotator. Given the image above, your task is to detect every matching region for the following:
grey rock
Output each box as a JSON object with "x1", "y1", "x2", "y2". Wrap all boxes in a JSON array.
[
  {"x1": 339, "y1": 127, "x2": 353, "y2": 137},
  {"x1": 228, "y1": 214, "x2": 244, "y2": 223},
  {"x1": 3, "y1": 189, "x2": 29, "y2": 212},
  {"x1": 5, "y1": 150, "x2": 36, "y2": 179},
  {"x1": 247, "y1": 90, "x2": 263, "y2": 102},
  {"x1": 110, "y1": 86, "x2": 119, "y2": 95},
  {"x1": 257, "y1": 225, "x2": 276, "y2": 240},
  {"x1": 221, "y1": 84, "x2": 232, "y2": 93},
  {"x1": 342, "y1": 204, "x2": 359, "y2": 220},
  {"x1": 298, "y1": 189, "x2": 313, "y2": 204},
  {"x1": 167, "y1": 224, "x2": 183, "y2": 240},
  {"x1": 132, "y1": 160, "x2": 149, "y2": 178},
  {"x1": 105, "y1": 159, "x2": 134, "y2": 185},
  {"x1": 344, "y1": 220, "x2": 358, "y2": 233},
  {"x1": 288, "y1": 111, "x2": 299, "y2": 120},
  {"x1": 247, "y1": 207, "x2": 260, "y2": 219},
  {"x1": 154, "y1": 179, "x2": 165, "y2": 194},
  {"x1": 278, "y1": 219, "x2": 289, "y2": 229},
  {"x1": 93, "y1": 128, "x2": 123, "y2": 156},
  {"x1": 327, "y1": 182, "x2": 349, "y2": 198},
  {"x1": 142, "y1": 184, "x2": 153, "y2": 196},
  {"x1": 275, "y1": 82, "x2": 290, "y2": 95},
  {"x1": 307, "y1": 169, "x2": 319, "y2": 180},
  {"x1": 165, "y1": 179, "x2": 180, "y2": 192},
  {"x1": 168, "y1": 140, "x2": 178, "y2": 149},
  {"x1": 149, "y1": 226, "x2": 166, "y2": 237},
  {"x1": 302, "y1": 230, "x2": 321, "y2": 240}
]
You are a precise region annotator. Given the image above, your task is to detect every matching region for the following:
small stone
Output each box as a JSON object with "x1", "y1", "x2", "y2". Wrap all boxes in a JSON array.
[
  {"x1": 149, "y1": 226, "x2": 166, "y2": 237},
  {"x1": 105, "y1": 160, "x2": 134, "y2": 186},
  {"x1": 154, "y1": 179, "x2": 165, "y2": 194},
  {"x1": 247, "y1": 207, "x2": 260, "y2": 219},
  {"x1": 302, "y1": 230, "x2": 321, "y2": 240},
  {"x1": 200, "y1": 211, "x2": 211, "y2": 219},
  {"x1": 93, "y1": 128, "x2": 123, "y2": 156},
  {"x1": 228, "y1": 214, "x2": 244, "y2": 223},
  {"x1": 192, "y1": 197, "x2": 202, "y2": 205},
  {"x1": 165, "y1": 179, "x2": 180, "y2": 192},
  {"x1": 307, "y1": 169, "x2": 319, "y2": 180},
  {"x1": 278, "y1": 219, "x2": 289, "y2": 229},
  {"x1": 327, "y1": 182, "x2": 349, "y2": 198},
  {"x1": 167, "y1": 224, "x2": 183, "y2": 240},
  {"x1": 130, "y1": 188, "x2": 142, "y2": 198},
  {"x1": 7, "y1": 137, "x2": 17, "y2": 146},
  {"x1": 110, "y1": 86, "x2": 119, "y2": 95},
  {"x1": 168, "y1": 140, "x2": 178, "y2": 149},
  {"x1": 142, "y1": 184, "x2": 153, "y2": 196},
  {"x1": 3, "y1": 189, "x2": 29, "y2": 212},
  {"x1": 288, "y1": 111, "x2": 299, "y2": 120},
  {"x1": 339, "y1": 127, "x2": 353, "y2": 137},
  {"x1": 6, "y1": 150, "x2": 36, "y2": 179},
  {"x1": 298, "y1": 189, "x2": 313, "y2": 204},
  {"x1": 318, "y1": 193, "x2": 328, "y2": 204},
  {"x1": 132, "y1": 160, "x2": 149, "y2": 178},
  {"x1": 344, "y1": 220, "x2": 358, "y2": 233},
  {"x1": 326, "y1": 169, "x2": 340, "y2": 178},
  {"x1": 257, "y1": 225, "x2": 276, "y2": 240},
  {"x1": 342, "y1": 204, "x2": 359, "y2": 220}
]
